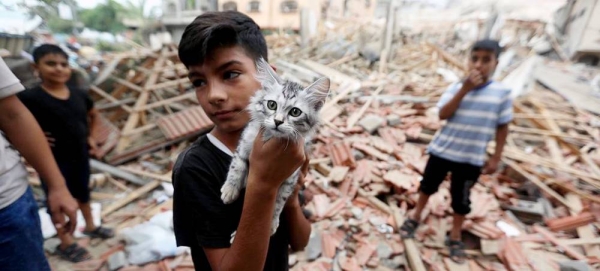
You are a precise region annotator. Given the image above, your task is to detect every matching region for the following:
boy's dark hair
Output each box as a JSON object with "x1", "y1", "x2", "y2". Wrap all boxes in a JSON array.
[
  {"x1": 178, "y1": 11, "x2": 268, "y2": 68},
  {"x1": 471, "y1": 39, "x2": 501, "y2": 58},
  {"x1": 33, "y1": 44, "x2": 69, "y2": 63}
]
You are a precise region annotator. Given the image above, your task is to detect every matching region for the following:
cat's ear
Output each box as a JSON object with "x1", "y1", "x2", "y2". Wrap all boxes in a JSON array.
[
  {"x1": 305, "y1": 77, "x2": 330, "y2": 111},
  {"x1": 255, "y1": 57, "x2": 283, "y2": 89}
]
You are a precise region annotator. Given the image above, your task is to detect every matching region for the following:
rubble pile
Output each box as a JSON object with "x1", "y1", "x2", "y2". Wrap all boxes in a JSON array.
[{"x1": 37, "y1": 17, "x2": 600, "y2": 271}]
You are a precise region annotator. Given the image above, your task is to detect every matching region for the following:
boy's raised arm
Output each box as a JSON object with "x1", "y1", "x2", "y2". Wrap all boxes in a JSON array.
[
  {"x1": 439, "y1": 70, "x2": 483, "y2": 120},
  {"x1": 204, "y1": 131, "x2": 305, "y2": 271},
  {"x1": 0, "y1": 94, "x2": 79, "y2": 233}
]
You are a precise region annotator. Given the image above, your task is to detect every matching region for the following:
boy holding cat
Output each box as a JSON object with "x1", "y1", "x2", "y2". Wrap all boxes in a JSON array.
[
  {"x1": 399, "y1": 39, "x2": 512, "y2": 263},
  {"x1": 172, "y1": 11, "x2": 312, "y2": 270}
]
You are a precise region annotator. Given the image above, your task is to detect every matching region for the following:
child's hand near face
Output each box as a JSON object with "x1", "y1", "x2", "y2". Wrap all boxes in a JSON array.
[{"x1": 463, "y1": 70, "x2": 485, "y2": 91}]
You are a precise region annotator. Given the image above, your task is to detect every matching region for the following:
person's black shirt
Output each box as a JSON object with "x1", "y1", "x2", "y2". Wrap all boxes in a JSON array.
[
  {"x1": 17, "y1": 85, "x2": 92, "y2": 162},
  {"x1": 172, "y1": 135, "x2": 290, "y2": 271}
]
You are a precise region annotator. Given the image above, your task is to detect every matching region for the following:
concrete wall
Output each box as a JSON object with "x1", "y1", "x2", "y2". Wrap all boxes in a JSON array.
[
  {"x1": 562, "y1": 0, "x2": 597, "y2": 57},
  {"x1": 578, "y1": 0, "x2": 600, "y2": 53},
  {"x1": 218, "y1": 0, "x2": 323, "y2": 30}
]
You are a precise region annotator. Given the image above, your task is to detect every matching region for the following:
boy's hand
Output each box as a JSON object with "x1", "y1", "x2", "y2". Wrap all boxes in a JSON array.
[
  {"x1": 462, "y1": 70, "x2": 485, "y2": 91},
  {"x1": 483, "y1": 157, "x2": 500, "y2": 174},
  {"x1": 247, "y1": 130, "x2": 305, "y2": 193},
  {"x1": 47, "y1": 185, "x2": 78, "y2": 234}
]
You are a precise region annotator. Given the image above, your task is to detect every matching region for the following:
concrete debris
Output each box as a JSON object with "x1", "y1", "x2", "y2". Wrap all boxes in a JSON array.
[
  {"x1": 559, "y1": 260, "x2": 593, "y2": 271},
  {"x1": 19, "y1": 3, "x2": 600, "y2": 271},
  {"x1": 108, "y1": 251, "x2": 127, "y2": 271},
  {"x1": 359, "y1": 114, "x2": 386, "y2": 134}
]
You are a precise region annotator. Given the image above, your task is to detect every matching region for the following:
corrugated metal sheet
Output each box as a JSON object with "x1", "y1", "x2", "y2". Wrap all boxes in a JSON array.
[{"x1": 157, "y1": 106, "x2": 213, "y2": 140}]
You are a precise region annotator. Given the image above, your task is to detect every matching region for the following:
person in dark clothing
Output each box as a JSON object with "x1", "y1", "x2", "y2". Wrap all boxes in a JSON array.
[
  {"x1": 172, "y1": 11, "x2": 312, "y2": 271},
  {"x1": 17, "y1": 44, "x2": 114, "y2": 263}
]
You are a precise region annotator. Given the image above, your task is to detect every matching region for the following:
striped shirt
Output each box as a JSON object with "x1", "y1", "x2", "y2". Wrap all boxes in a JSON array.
[{"x1": 427, "y1": 81, "x2": 513, "y2": 166}]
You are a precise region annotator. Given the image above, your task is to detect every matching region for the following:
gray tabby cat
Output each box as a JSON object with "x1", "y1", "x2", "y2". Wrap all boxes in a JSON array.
[{"x1": 220, "y1": 58, "x2": 330, "y2": 239}]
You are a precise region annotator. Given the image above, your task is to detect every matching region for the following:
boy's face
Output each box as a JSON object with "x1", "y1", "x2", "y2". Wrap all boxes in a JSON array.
[
  {"x1": 187, "y1": 46, "x2": 262, "y2": 133},
  {"x1": 467, "y1": 49, "x2": 498, "y2": 82},
  {"x1": 34, "y1": 53, "x2": 71, "y2": 84}
]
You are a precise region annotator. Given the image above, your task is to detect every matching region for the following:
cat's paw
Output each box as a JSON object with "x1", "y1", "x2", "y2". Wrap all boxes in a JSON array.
[
  {"x1": 270, "y1": 220, "x2": 280, "y2": 236},
  {"x1": 230, "y1": 231, "x2": 237, "y2": 244},
  {"x1": 220, "y1": 183, "x2": 239, "y2": 204}
]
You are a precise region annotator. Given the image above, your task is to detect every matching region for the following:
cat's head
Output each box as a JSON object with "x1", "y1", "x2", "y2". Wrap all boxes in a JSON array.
[{"x1": 249, "y1": 58, "x2": 330, "y2": 138}]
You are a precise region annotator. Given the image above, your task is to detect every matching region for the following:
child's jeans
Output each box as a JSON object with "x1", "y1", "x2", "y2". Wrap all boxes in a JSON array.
[{"x1": 0, "y1": 187, "x2": 51, "y2": 271}]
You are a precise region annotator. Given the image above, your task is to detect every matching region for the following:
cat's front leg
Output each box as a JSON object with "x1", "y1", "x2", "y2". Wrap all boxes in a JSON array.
[
  {"x1": 221, "y1": 154, "x2": 248, "y2": 204},
  {"x1": 270, "y1": 170, "x2": 300, "y2": 235}
]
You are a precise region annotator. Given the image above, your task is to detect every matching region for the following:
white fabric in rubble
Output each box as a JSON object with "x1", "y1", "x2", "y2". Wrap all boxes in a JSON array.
[{"x1": 119, "y1": 210, "x2": 187, "y2": 265}]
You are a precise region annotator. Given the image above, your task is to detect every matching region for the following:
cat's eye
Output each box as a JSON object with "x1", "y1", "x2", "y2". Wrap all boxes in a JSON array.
[
  {"x1": 289, "y1": 107, "x2": 302, "y2": 117},
  {"x1": 267, "y1": 100, "x2": 277, "y2": 110}
]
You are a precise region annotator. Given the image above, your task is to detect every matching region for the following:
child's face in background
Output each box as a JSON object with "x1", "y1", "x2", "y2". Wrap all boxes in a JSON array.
[
  {"x1": 467, "y1": 49, "x2": 498, "y2": 83},
  {"x1": 187, "y1": 46, "x2": 262, "y2": 133},
  {"x1": 34, "y1": 53, "x2": 72, "y2": 85}
]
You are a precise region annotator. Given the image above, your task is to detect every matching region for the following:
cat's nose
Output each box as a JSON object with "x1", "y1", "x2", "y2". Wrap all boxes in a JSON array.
[{"x1": 274, "y1": 119, "x2": 283, "y2": 127}]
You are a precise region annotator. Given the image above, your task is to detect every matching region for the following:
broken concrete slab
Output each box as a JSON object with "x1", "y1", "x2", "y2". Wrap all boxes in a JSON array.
[
  {"x1": 358, "y1": 114, "x2": 385, "y2": 134},
  {"x1": 386, "y1": 114, "x2": 401, "y2": 126},
  {"x1": 376, "y1": 242, "x2": 394, "y2": 259},
  {"x1": 306, "y1": 231, "x2": 323, "y2": 260},
  {"x1": 108, "y1": 251, "x2": 128, "y2": 271},
  {"x1": 559, "y1": 260, "x2": 592, "y2": 271}
]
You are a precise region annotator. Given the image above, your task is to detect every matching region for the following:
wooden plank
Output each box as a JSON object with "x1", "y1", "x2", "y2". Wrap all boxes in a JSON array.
[
  {"x1": 346, "y1": 85, "x2": 385, "y2": 129},
  {"x1": 147, "y1": 77, "x2": 190, "y2": 91},
  {"x1": 533, "y1": 224, "x2": 588, "y2": 261},
  {"x1": 427, "y1": 43, "x2": 467, "y2": 73},
  {"x1": 121, "y1": 123, "x2": 157, "y2": 136},
  {"x1": 118, "y1": 166, "x2": 172, "y2": 182},
  {"x1": 404, "y1": 239, "x2": 427, "y2": 271},
  {"x1": 116, "y1": 56, "x2": 165, "y2": 152},
  {"x1": 561, "y1": 238, "x2": 600, "y2": 246},
  {"x1": 101, "y1": 180, "x2": 162, "y2": 218},
  {"x1": 90, "y1": 86, "x2": 132, "y2": 113},
  {"x1": 510, "y1": 126, "x2": 589, "y2": 141},
  {"x1": 321, "y1": 81, "x2": 361, "y2": 112},
  {"x1": 566, "y1": 193, "x2": 600, "y2": 258},
  {"x1": 498, "y1": 147, "x2": 600, "y2": 187},
  {"x1": 138, "y1": 92, "x2": 196, "y2": 111},
  {"x1": 357, "y1": 188, "x2": 391, "y2": 215},
  {"x1": 299, "y1": 59, "x2": 360, "y2": 86},
  {"x1": 545, "y1": 137, "x2": 564, "y2": 164},
  {"x1": 504, "y1": 159, "x2": 581, "y2": 213},
  {"x1": 110, "y1": 75, "x2": 143, "y2": 92}
]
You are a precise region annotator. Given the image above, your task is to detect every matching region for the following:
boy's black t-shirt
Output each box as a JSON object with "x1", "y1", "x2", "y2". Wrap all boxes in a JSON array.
[
  {"x1": 172, "y1": 135, "x2": 290, "y2": 271},
  {"x1": 17, "y1": 86, "x2": 92, "y2": 162}
]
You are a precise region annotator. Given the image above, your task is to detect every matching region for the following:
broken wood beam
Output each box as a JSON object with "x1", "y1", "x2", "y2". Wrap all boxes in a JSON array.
[
  {"x1": 90, "y1": 159, "x2": 148, "y2": 185},
  {"x1": 404, "y1": 239, "x2": 427, "y2": 271},
  {"x1": 90, "y1": 86, "x2": 133, "y2": 113},
  {"x1": 101, "y1": 180, "x2": 162, "y2": 218},
  {"x1": 118, "y1": 166, "x2": 172, "y2": 182},
  {"x1": 503, "y1": 159, "x2": 581, "y2": 213},
  {"x1": 533, "y1": 224, "x2": 588, "y2": 261}
]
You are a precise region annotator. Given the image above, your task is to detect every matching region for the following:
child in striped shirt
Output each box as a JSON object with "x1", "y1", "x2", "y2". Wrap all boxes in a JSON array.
[{"x1": 399, "y1": 39, "x2": 513, "y2": 263}]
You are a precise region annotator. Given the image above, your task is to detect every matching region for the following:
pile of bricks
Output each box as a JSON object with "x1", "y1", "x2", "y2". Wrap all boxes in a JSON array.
[{"x1": 263, "y1": 20, "x2": 600, "y2": 271}]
